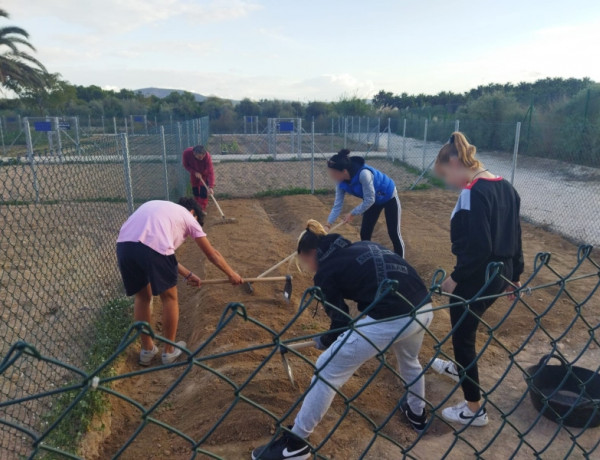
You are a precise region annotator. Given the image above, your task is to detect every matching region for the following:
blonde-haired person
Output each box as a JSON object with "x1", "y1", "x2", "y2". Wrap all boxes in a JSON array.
[
  {"x1": 433, "y1": 132, "x2": 523, "y2": 427},
  {"x1": 251, "y1": 220, "x2": 433, "y2": 460}
]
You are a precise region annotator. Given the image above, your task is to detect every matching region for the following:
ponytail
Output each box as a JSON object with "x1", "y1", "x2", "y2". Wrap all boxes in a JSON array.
[
  {"x1": 327, "y1": 149, "x2": 352, "y2": 171},
  {"x1": 297, "y1": 219, "x2": 328, "y2": 254},
  {"x1": 436, "y1": 132, "x2": 482, "y2": 169}
]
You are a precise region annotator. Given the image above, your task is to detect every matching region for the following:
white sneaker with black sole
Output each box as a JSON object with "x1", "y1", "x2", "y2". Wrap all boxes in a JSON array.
[
  {"x1": 442, "y1": 401, "x2": 489, "y2": 426},
  {"x1": 431, "y1": 358, "x2": 460, "y2": 382},
  {"x1": 251, "y1": 428, "x2": 310, "y2": 460},
  {"x1": 162, "y1": 341, "x2": 186, "y2": 365},
  {"x1": 139, "y1": 345, "x2": 159, "y2": 366}
]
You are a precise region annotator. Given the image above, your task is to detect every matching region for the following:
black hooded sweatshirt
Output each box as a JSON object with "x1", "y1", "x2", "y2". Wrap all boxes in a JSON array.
[{"x1": 313, "y1": 234, "x2": 429, "y2": 347}]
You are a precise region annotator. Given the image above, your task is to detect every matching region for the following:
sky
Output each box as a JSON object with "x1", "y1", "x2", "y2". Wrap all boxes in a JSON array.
[{"x1": 4, "y1": 0, "x2": 600, "y2": 101}]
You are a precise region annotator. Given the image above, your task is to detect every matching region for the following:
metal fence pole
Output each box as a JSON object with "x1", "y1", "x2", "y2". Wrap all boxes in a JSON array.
[
  {"x1": 422, "y1": 119, "x2": 428, "y2": 171},
  {"x1": 298, "y1": 118, "x2": 302, "y2": 159},
  {"x1": 510, "y1": 122, "x2": 522, "y2": 185},
  {"x1": 144, "y1": 115, "x2": 148, "y2": 135},
  {"x1": 402, "y1": 118, "x2": 407, "y2": 162},
  {"x1": 331, "y1": 118, "x2": 334, "y2": 152},
  {"x1": 120, "y1": 133, "x2": 134, "y2": 214},
  {"x1": 101, "y1": 115, "x2": 105, "y2": 134},
  {"x1": 88, "y1": 114, "x2": 91, "y2": 134},
  {"x1": 23, "y1": 119, "x2": 40, "y2": 203},
  {"x1": 160, "y1": 126, "x2": 170, "y2": 200},
  {"x1": 387, "y1": 118, "x2": 392, "y2": 161},
  {"x1": 113, "y1": 116, "x2": 117, "y2": 135},
  {"x1": 177, "y1": 122, "x2": 183, "y2": 152},
  {"x1": 74, "y1": 116, "x2": 81, "y2": 155},
  {"x1": 311, "y1": 120, "x2": 315, "y2": 193},
  {"x1": 53, "y1": 117, "x2": 63, "y2": 160},
  {"x1": 455, "y1": 119, "x2": 460, "y2": 132},
  {"x1": 344, "y1": 117, "x2": 348, "y2": 148},
  {"x1": 124, "y1": 117, "x2": 128, "y2": 135},
  {"x1": 375, "y1": 117, "x2": 381, "y2": 151},
  {"x1": 46, "y1": 118, "x2": 54, "y2": 156},
  {"x1": 0, "y1": 118, "x2": 6, "y2": 156}
]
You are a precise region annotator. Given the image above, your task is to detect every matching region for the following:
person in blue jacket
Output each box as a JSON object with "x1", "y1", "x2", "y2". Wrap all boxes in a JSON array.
[{"x1": 325, "y1": 149, "x2": 405, "y2": 257}]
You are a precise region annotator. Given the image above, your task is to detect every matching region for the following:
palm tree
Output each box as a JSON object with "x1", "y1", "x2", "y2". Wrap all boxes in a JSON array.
[{"x1": 0, "y1": 9, "x2": 47, "y2": 94}]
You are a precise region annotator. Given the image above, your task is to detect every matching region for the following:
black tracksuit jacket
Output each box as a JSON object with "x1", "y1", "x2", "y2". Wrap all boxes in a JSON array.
[
  {"x1": 313, "y1": 235, "x2": 429, "y2": 347},
  {"x1": 450, "y1": 177, "x2": 524, "y2": 284}
]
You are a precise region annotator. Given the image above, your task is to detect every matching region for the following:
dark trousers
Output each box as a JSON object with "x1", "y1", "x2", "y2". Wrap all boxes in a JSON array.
[
  {"x1": 192, "y1": 186, "x2": 208, "y2": 211},
  {"x1": 360, "y1": 194, "x2": 405, "y2": 258},
  {"x1": 450, "y1": 260, "x2": 513, "y2": 402}
]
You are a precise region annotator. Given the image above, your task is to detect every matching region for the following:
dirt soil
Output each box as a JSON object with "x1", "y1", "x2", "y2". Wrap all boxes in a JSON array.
[{"x1": 92, "y1": 190, "x2": 599, "y2": 460}]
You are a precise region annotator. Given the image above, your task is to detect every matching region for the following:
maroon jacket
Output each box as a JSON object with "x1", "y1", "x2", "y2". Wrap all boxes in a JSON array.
[{"x1": 182, "y1": 148, "x2": 215, "y2": 188}]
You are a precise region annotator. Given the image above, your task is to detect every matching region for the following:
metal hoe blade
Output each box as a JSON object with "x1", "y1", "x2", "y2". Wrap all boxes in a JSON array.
[{"x1": 281, "y1": 351, "x2": 296, "y2": 387}]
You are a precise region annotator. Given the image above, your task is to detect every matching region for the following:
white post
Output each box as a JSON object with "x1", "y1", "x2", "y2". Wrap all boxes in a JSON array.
[
  {"x1": 23, "y1": 119, "x2": 40, "y2": 203},
  {"x1": 124, "y1": 117, "x2": 128, "y2": 135},
  {"x1": 422, "y1": 119, "x2": 428, "y2": 171},
  {"x1": 160, "y1": 126, "x2": 169, "y2": 200},
  {"x1": 454, "y1": 119, "x2": 460, "y2": 132},
  {"x1": 144, "y1": 115, "x2": 148, "y2": 135},
  {"x1": 511, "y1": 122, "x2": 521, "y2": 185},
  {"x1": 402, "y1": 118, "x2": 407, "y2": 162},
  {"x1": 120, "y1": 133, "x2": 134, "y2": 214},
  {"x1": 113, "y1": 116, "x2": 117, "y2": 135}
]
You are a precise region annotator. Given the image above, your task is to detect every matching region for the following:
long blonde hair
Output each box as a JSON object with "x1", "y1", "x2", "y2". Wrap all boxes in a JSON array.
[{"x1": 436, "y1": 132, "x2": 482, "y2": 169}]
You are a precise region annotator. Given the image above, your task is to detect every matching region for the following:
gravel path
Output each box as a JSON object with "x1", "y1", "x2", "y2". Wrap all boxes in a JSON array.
[{"x1": 381, "y1": 133, "x2": 600, "y2": 246}]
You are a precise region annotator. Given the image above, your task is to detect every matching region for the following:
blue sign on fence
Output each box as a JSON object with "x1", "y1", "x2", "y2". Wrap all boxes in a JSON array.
[
  {"x1": 133, "y1": 116, "x2": 144, "y2": 122},
  {"x1": 246, "y1": 116, "x2": 253, "y2": 122},
  {"x1": 278, "y1": 121, "x2": 294, "y2": 132},
  {"x1": 34, "y1": 122, "x2": 52, "y2": 132},
  {"x1": 6, "y1": 117, "x2": 16, "y2": 123}
]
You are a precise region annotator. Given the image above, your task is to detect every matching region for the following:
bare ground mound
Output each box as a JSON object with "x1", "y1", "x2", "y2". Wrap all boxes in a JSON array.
[{"x1": 93, "y1": 190, "x2": 599, "y2": 460}]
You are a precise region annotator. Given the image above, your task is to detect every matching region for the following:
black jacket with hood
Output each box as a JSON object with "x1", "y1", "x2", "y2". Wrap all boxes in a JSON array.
[{"x1": 313, "y1": 234, "x2": 429, "y2": 347}]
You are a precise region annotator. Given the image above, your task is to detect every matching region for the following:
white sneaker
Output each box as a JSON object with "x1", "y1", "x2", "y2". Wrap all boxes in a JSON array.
[
  {"x1": 442, "y1": 401, "x2": 489, "y2": 426},
  {"x1": 139, "y1": 345, "x2": 159, "y2": 366},
  {"x1": 431, "y1": 358, "x2": 460, "y2": 382},
  {"x1": 162, "y1": 341, "x2": 186, "y2": 364}
]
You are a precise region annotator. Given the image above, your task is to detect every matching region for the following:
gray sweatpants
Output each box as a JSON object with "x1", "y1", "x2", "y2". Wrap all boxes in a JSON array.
[{"x1": 292, "y1": 303, "x2": 433, "y2": 439}]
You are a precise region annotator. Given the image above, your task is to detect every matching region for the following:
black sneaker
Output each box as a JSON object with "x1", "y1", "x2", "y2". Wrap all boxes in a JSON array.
[
  {"x1": 251, "y1": 428, "x2": 310, "y2": 460},
  {"x1": 401, "y1": 401, "x2": 428, "y2": 433}
]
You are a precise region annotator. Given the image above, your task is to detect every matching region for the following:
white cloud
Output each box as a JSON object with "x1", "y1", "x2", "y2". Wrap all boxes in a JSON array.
[{"x1": 4, "y1": 0, "x2": 262, "y2": 33}]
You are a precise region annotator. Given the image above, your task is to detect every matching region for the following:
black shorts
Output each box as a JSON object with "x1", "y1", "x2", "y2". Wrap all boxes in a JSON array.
[
  {"x1": 116, "y1": 242, "x2": 178, "y2": 296},
  {"x1": 192, "y1": 186, "x2": 208, "y2": 199}
]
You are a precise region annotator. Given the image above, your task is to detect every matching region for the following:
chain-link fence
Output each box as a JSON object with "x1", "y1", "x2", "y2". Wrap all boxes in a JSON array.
[
  {"x1": 0, "y1": 116, "x2": 209, "y2": 458},
  {"x1": 1, "y1": 114, "x2": 599, "y2": 459},
  {"x1": 1, "y1": 246, "x2": 599, "y2": 459},
  {"x1": 201, "y1": 115, "x2": 600, "y2": 247}
]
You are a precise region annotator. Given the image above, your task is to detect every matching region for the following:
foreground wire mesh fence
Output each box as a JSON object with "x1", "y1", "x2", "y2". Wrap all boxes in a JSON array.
[{"x1": 1, "y1": 246, "x2": 599, "y2": 459}]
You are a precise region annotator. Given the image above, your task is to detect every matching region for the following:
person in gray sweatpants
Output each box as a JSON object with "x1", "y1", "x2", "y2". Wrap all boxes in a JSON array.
[{"x1": 252, "y1": 220, "x2": 433, "y2": 460}]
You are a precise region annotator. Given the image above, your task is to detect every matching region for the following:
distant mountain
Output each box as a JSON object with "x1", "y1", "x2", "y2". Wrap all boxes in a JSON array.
[{"x1": 135, "y1": 87, "x2": 207, "y2": 102}]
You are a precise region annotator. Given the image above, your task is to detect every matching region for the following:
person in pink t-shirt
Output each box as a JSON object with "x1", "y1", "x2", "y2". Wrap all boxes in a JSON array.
[{"x1": 117, "y1": 198, "x2": 243, "y2": 366}]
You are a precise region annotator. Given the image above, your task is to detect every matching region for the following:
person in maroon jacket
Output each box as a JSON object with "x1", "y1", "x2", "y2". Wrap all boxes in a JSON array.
[{"x1": 182, "y1": 145, "x2": 215, "y2": 213}]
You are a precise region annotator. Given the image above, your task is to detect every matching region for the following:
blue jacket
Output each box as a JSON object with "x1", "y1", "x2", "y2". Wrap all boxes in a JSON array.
[{"x1": 338, "y1": 157, "x2": 395, "y2": 204}]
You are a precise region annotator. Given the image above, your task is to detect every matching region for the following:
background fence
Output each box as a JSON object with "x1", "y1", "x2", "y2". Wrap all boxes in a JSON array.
[{"x1": 1, "y1": 114, "x2": 599, "y2": 459}]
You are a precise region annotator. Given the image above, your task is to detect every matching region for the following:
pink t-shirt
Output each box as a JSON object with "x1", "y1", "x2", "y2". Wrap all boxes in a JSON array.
[{"x1": 117, "y1": 201, "x2": 206, "y2": 256}]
